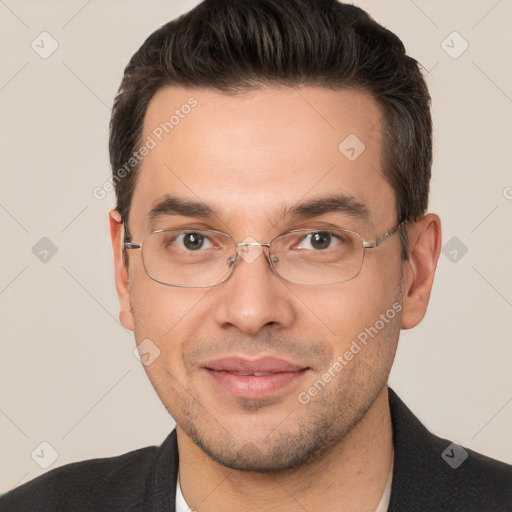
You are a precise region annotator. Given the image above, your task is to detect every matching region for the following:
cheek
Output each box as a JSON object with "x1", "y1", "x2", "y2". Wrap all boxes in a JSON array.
[
  {"x1": 298, "y1": 259, "x2": 402, "y2": 353},
  {"x1": 129, "y1": 274, "x2": 212, "y2": 364},
  {"x1": 129, "y1": 273, "x2": 169, "y2": 337},
  {"x1": 128, "y1": 255, "x2": 185, "y2": 335},
  {"x1": 129, "y1": 281, "x2": 190, "y2": 400}
]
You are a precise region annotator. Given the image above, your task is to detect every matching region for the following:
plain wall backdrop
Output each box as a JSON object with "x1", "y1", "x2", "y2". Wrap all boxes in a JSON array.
[{"x1": 1, "y1": 0, "x2": 511, "y2": 492}]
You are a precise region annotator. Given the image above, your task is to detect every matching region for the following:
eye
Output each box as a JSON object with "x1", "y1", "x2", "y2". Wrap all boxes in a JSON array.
[
  {"x1": 295, "y1": 231, "x2": 343, "y2": 251},
  {"x1": 173, "y1": 231, "x2": 214, "y2": 251}
]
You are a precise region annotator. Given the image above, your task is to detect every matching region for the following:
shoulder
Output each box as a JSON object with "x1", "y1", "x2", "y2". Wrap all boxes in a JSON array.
[
  {"x1": 425, "y1": 430, "x2": 512, "y2": 506},
  {"x1": 388, "y1": 388, "x2": 512, "y2": 511},
  {"x1": 413, "y1": 432, "x2": 512, "y2": 511},
  {"x1": 0, "y1": 445, "x2": 160, "y2": 512}
]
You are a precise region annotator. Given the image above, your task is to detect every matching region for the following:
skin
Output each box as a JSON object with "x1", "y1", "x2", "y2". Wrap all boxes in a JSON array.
[{"x1": 110, "y1": 86, "x2": 441, "y2": 511}]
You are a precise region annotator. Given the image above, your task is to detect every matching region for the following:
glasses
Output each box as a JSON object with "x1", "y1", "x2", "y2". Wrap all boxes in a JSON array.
[{"x1": 123, "y1": 221, "x2": 406, "y2": 287}]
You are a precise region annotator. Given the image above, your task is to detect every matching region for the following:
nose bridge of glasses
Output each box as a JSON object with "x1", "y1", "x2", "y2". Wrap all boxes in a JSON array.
[
  {"x1": 234, "y1": 239, "x2": 271, "y2": 265},
  {"x1": 236, "y1": 240, "x2": 271, "y2": 249}
]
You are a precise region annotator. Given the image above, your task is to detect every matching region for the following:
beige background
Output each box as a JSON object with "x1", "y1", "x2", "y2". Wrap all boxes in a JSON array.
[{"x1": 1, "y1": 0, "x2": 511, "y2": 492}]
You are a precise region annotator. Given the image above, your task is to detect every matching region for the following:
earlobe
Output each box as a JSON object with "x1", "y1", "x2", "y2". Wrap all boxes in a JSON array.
[
  {"x1": 109, "y1": 210, "x2": 135, "y2": 331},
  {"x1": 400, "y1": 214, "x2": 442, "y2": 330}
]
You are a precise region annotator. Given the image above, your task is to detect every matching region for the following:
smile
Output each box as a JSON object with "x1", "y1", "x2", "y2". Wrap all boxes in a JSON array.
[{"x1": 203, "y1": 356, "x2": 310, "y2": 400}]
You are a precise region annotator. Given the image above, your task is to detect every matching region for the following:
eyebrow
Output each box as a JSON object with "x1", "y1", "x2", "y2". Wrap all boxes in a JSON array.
[
  {"x1": 147, "y1": 195, "x2": 218, "y2": 221},
  {"x1": 146, "y1": 193, "x2": 369, "y2": 223},
  {"x1": 281, "y1": 193, "x2": 369, "y2": 222}
]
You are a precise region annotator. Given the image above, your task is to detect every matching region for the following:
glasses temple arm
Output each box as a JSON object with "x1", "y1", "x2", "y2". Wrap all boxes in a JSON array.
[
  {"x1": 124, "y1": 242, "x2": 142, "y2": 250},
  {"x1": 362, "y1": 219, "x2": 408, "y2": 249}
]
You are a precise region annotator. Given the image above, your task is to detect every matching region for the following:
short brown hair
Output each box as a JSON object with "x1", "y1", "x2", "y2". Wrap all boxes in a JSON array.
[{"x1": 109, "y1": 0, "x2": 432, "y2": 259}]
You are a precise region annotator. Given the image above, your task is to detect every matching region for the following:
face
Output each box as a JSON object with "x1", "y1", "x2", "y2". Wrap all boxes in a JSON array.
[{"x1": 117, "y1": 86, "x2": 406, "y2": 471}]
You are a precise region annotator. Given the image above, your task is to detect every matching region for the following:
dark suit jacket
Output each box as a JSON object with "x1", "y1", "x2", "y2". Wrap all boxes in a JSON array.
[{"x1": 1, "y1": 389, "x2": 511, "y2": 511}]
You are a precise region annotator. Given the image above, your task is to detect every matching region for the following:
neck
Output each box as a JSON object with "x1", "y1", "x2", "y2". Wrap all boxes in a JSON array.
[{"x1": 177, "y1": 387, "x2": 393, "y2": 512}]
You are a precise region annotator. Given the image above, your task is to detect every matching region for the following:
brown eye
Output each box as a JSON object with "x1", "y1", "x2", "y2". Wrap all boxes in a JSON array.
[
  {"x1": 182, "y1": 232, "x2": 206, "y2": 250},
  {"x1": 296, "y1": 231, "x2": 340, "y2": 251},
  {"x1": 310, "y1": 232, "x2": 332, "y2": 250}
]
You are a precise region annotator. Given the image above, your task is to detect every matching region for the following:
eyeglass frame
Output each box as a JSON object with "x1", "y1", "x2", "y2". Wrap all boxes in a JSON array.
[{"x1": 122, "y1": 219, "x2": 408, "y2": 287}]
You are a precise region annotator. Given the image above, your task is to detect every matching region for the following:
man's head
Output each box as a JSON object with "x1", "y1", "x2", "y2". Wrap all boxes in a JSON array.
[
  {"x1": 110, "y1": 0, "x2": 432, "y2": 254},
  {"x1": 108, "y1": 0, "x2": 441, "y2": 472}
]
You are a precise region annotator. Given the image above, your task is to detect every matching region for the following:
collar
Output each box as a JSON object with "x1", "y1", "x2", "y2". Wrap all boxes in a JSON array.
[{"x1": 142, "y1": 388, "x2": 475, "y2": 511}]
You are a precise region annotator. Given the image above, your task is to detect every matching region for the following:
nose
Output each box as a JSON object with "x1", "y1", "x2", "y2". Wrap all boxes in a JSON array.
[{"x1": 212, "y1": 243, "x2": 295, "y2": 335}]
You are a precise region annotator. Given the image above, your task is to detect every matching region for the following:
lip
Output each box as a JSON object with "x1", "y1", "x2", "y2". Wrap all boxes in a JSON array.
[{"x1": 203, "y1": 356, "x2": 310, "y2": 400}]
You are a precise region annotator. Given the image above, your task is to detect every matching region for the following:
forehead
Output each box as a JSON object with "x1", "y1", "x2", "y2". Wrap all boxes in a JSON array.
[{"x1": 130, "y1": 85, "x2": 395, "y2": 234}]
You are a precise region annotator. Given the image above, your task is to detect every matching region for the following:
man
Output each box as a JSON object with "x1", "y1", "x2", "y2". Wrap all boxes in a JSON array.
[{"x1": 1, "y1": 0, "x2": 511, "y2": 510}]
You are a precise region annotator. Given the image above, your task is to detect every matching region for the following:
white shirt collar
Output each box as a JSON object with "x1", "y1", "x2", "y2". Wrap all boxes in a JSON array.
[{"x1": 176, "y1": 460, "x2": 393, "y2": 512}]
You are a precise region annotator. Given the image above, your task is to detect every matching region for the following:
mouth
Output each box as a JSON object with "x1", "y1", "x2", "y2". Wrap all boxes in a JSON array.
[{"x1": 203, "y1": 356, "x2": 311, "y2": 400}]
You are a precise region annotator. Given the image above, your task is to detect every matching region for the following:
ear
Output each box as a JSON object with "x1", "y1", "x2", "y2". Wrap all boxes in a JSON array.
[
  {"x1": 109, "y1": 209, "x2": 134, "y2": 331},
  {"x1": 401, "y1": 213, "x2": 442, "y2": 330}
]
